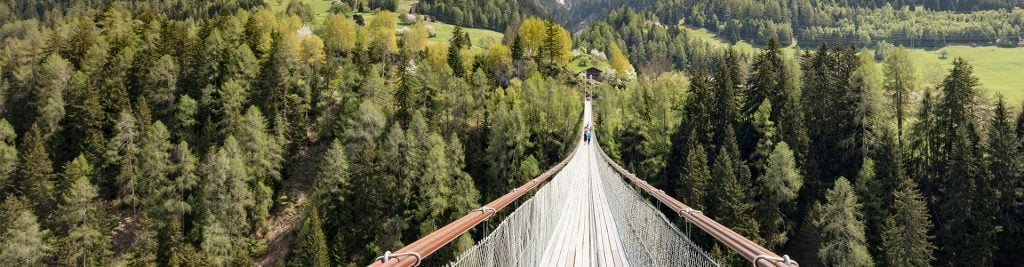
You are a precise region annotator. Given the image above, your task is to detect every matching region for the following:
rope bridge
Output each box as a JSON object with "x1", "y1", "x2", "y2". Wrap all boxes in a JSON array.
[{"x1": 368, "y1": 100, "x2": 797, "y2": 267}]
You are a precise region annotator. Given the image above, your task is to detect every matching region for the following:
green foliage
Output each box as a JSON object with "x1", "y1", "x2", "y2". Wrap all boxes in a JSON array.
[
  {"x1": 14, "y1": 124, "x2": 54, "y2": 213},
  {"x1": 448, "y1": 26, "x2": 467, "y2": 77},
  {"x1": 881, "y1": 178, "x2": 935, "y2": 267},
  {"x1": 0, "y1": 197, "x2": 51, "y2": 266},
  {"x1": 709, "y1": 147, "x2": 761, "y2": 251},
  {"x1": 883, "y1": 46, "x2": 915, "y2": 146},
  {"x1": 289, "y1": 207, "x2": 330, "y2": 267},
  {"x1": 677, "y1": 133, "x2": 710, "y2": 210},
  {"x1": 756, "y1": 141, "x2": 802, "y2": 249},
  {"x1": 55, "y1": 155, "x2": 111, "y2": 266},
  {"x1": 815, "y1": 177, "x2": 874, "y2": 267},
  {"x1": 0, "y1": 119, "x2": 15, "y2": 196}
]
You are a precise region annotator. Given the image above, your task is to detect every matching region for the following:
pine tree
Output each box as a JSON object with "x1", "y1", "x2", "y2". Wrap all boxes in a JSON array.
[
  {"x1": 815, "y1": 177, "x2": 873, "y2": 267},
  {"x1": 33, "y1": 53, "x2": 73, "y2": 136},
  {"x1": 881, "y1": 177, "x2": 935, "y2": 267},
  {"x1": 749, "y1": 38, "x2": 808, "y2": 182},
  {"x1": 55, "y1": 155, "x2": 111, "y2": 266},
  {"x1": 853, "y1": 158, "x2": 887, "y2": 262},
  {"x1": 933, "y1": 59, "x2": 999, "y2": 266},
  {"x1": 803, "y1": 44, "x2": 864, "y2": 199},
  {"x1": 237, "y1": 106, "x2": 282, "y2": 234},
  {"x1": 62, "y1": 71, "x2": 105, "y2": 163},
  {"x1": 140, "y1": 121, "x2": 174, "y2": 221},
  {"x1": 0, "y1": 198, "x2": 51, "y2": 266},
  {"x1": 511, "y1": 35, "x2": 524, "y2": 61},
  {"x1": 883, "y1": 46, "x2": 915, "y2": 147},
  {"x1": 756, "y1": 141, "x2": 802, "y2": 249},
  {"x1": 0, "y1": 119, "x2": 15, "y2": 196},
  {"x1": 15, "y1": 124, "x2": 55, "y2": 214},
  {"x1": 709, "y1": 147, "x2": 761, "y2": 249},
  {"x1": 990, "y1": 96, "x2": 1024, "y2": 265},
  {"x1": 677, "y1": 132, "x2": 710, "y2": 210},
  {"x1": 202, "y1": 136, "x2": 254, "y2": 237},
  {"x1": 448, "y1": 26, "x2": 466, "y2": 77},
  {"x1": 608, "y1": 41, "x2": 632, "y2": 77},
  {"x1": 289, "y1": 207, "x2": 330, "y2": 267},
  {"x1": 750, "y1": 100, "x2": 777, "y2": 178},
  {"x1": 108, "y1": 111, "x2": 142, "y2": 215},
  {"x1": 712, "y1": 49, "x2": 740, "y2": 151}
]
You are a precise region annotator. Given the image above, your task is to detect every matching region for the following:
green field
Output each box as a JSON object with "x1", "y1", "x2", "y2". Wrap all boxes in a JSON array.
[
  {"x1": 682, "y1": 26, "x2": 1024, "y2": 103},
  {"x1": 266, "y1": 0, "x2": 503, "y2": 52},
  {"x1": 906, "y1": 46, "x2": 1024, "y2": 103}
]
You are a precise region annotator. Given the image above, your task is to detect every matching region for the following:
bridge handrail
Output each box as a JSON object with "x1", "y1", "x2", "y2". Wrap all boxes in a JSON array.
[
  {"x1": 596, "y1": 147, "x2": 798, "y2": 267},
  {"x1": 368, "y1": 103, "x2": 587, "y2": 267}
]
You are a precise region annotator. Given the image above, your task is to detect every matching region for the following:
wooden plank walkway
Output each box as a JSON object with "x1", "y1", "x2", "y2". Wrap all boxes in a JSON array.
[{"x1": 539, "y1": 101, "x2": 630, "y2": 267}]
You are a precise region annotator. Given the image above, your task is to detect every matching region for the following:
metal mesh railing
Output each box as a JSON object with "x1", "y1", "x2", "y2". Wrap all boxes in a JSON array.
[
  {"x1": 448, "y1": 143, "x2": 719, "y2": 267},
  {"x1": 446, "y1": 145, "x2": 578, "y2": 267},
  {"x1": 595, "y1": 145, "x2": 720, "y2": 267}
]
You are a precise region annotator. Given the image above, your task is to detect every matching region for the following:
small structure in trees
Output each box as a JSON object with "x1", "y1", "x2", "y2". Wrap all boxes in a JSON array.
[{"x1": 578, "y1": 67, "x2": 604, "y2": 81}]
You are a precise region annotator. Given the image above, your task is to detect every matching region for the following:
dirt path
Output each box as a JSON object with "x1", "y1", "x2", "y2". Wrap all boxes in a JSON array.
[{"x1": 254, "y1": 141, "x2": 330, "y2": 266}]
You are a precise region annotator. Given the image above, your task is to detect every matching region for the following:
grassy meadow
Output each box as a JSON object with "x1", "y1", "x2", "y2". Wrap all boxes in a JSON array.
[{"x1": 266, "y1": 0, "x2": 504, "y2": 52}]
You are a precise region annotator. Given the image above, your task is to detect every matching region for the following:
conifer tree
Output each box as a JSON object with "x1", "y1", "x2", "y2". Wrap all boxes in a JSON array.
[
  {"x1": 677, "y1": 132, "x2": 710, "y2": 210},
  {"x1": 0, "y1": 119, "x2": 15, "y2": 196},
  {"x1": 62, "y1": 71, "x2": 105, "y2": 163},
  {"x1": 933, "y1": 59, "x2": 999, "y2": 265},
  {"x1": 289, "y1": 207, "x2": 330, "y2": 267},
  {"x1": 15, "y1": 124, "x2": 54, "y2": 214},
  {"x1": 448, "y1": 26, "x2": 466, "y2": 77},
  {"x1": 140, "y1": 121, "x2": 174, "y2": 218},
  {"x1": 200, "y1": 135, "x2": 254, "y2": 259},
  {"x1": 608, "y1": 41, "x2": 632, "y2": 77},
  {"x1": 0, "y1": 198, "x2": 51, "y2": 266},
  {"x1": 55, "y1": 155, "x2": 111, "y2": 266},
  {"x1": 881, "y1": 177, "x2": 935, "y2": 267},
  {"x1": 756, "y1": 141, "x2": 802, "y2": 249},
  {"x1": 33, "y1": 53, "x2": 73, "y2": 136},
  {"x1": 108, "y1": 111, "x2": 141, "y2": 214},
  {"x1": 709, "y1": 147, "x2": 760, "y2": 248},
  {"x1": 815, "y1": 177, "x2": 873, "y2": 267},
  {"x1": 712, "y1": 50, "x2": 739, "y2": 151},
  {"x1": 746, "y1": 37, "x2": 807, "y2": 168},
  {"x1": 990, "y1": 96, "x2": 1024, "y2": 265},
  {"x1": 883, "y1": 46, "x2": 915, "y2": 147}
]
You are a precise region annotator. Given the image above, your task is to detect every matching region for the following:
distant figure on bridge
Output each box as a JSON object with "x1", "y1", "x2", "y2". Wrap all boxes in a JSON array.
[{"x1": 584, "y1": 129, "x2": 591, "y2": 145}]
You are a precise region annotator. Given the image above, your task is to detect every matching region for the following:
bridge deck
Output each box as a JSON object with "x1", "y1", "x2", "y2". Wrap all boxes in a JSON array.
[{"x1": 538, "y1": 101, "x2": 630, "y2": 267}]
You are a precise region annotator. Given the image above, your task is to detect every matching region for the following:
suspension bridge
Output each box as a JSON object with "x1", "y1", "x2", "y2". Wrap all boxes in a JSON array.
[{"x1": 369, "y1": 100, "x2": 798, "y2": 267}]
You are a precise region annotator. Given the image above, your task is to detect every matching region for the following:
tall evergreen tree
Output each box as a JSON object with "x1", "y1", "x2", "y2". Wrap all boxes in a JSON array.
[
  {"x1": 990, "y1": 96, "x2": 1024, "y2": 265},
  {"x1": 802, "y1": 44, "x2": 863, "y2": 200},
  {"x1": 815, "y1": 177, "x2": 873, "y2": 267},
  {"x1": 709, "y1": 147, "x2": 761, "y2": 246},
  {"x1": 745, "y1": 37, "x2": 807, "y2": 169},
  {"x1": 448, "y1": 26, "x2": 466, "y2": 77},
  {"x1": 881, "y1": 177, "x2": 935, "y2": 267},
  {"x1": 288, "y1": 207, "x2": 330, "y2": 267},
  {"x1": 756, "y1": 141, "x2": 802, "y2": 249},
  {"x1": 55, "y1": 155, "x2": 111, "y2": 266},
  {"x1": 32, "y1": 53, "x2": 73, "y2": 136},
  {"x1": 61, "y1": 71, "x2": 105, "y2": 163},
  {"x1": 108, "y1": 111, "x2": 141, "y2": 215},
  {"x1": 0, "y1": 198, "x2": 51, "y2": 266},
  {"x1": 933, "y1": 59, "x2": 999, "y2": 266},
  {"x1": 0, "y1": 119, "x2": 15, "y2": 197},
  {"x1": 677, "y1": 132, "x2": 710, "y2": 210},
  {"x1": 882, "y1": 46, "x2": 915, "y2": 147},
  {"x1": 14, "y1": 124, "x2": 54, "y2": 214}
]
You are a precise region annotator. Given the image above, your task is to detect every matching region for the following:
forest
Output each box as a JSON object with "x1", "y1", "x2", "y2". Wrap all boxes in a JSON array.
[
  {"x1": 0, "y1": 1, "x2": 582, "y2": 266},
  {"x1": 595, "y1": 38, "x2": 1024, "y2": 266},
  {"x1": 0, "y1": 0, "x2": 1023, "y2": 266},
  {"x1": 415, "y1": 0, "x2": 1024, "y2": 48}
]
